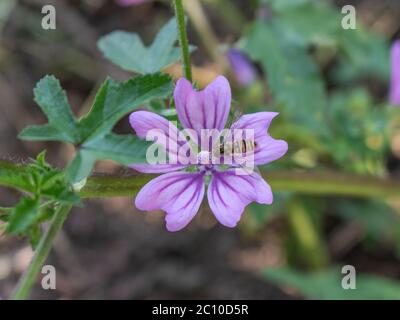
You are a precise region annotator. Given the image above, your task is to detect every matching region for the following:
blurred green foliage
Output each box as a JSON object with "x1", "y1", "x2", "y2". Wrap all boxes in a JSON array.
[
  {"x1": 98, "y1": 18, "x2": 182, "y2": 74},
  {"x1": 263, "y1": 267, "x2": 400, "y2": 299},
  {"x1": 238, "y1": 0, "x2": 400, "y2": 298},
  {"x1": 0, "y1": 152, "x2": 80, "y2": 248}
]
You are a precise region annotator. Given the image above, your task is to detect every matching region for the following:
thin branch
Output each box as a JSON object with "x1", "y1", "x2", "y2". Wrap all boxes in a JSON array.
[
  {"x1": 174, "y1": 0, "x2": 193, "y2": 82},
  {"x1": 10, "y1": 204, "x2": 72, "y2": 300}
]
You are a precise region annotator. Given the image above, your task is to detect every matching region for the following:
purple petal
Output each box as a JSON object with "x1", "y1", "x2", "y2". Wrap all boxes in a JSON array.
[
  {"x1": 227, "y1": 49, "x2": 257, "y2": 87},
  {"x1": 230, "y1": 112, "x2": 279, "y2": 139},
  {"x1": 129, "y1": 111, "x2": 195, "y2": 172},
  {"x1": 207, "y1": 169, "x2": 272, "y2": 228},
  {"x1": 174, "y1": 76, "x2": 231, "y2": 139},
  {"x1": 135, "y1": 171, "x2": 205, "y2": 232},
  {"x1": 229, "y1": 112, "x2": 288, "y2": 165},
  {"x1": 253, "y1": 135, "x2": 288, "y2": 165},
  {"x1": 390, "y1": 40, "x2": 400, "y2": 106}
]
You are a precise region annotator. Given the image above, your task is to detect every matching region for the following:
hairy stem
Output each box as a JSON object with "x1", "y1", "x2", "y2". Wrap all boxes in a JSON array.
[
  {"x1": 174, "y1": 0, "x2": 193, "y2": 82},
  {"x1": 80, "y1": 170, "x2": 400, "y2": 200},
  {"x1": 10, "y1": 204, "x2": 72, "y2": 300},
  {"x1": 1, "y1": 160, "x2": 400, "y2": 200}
]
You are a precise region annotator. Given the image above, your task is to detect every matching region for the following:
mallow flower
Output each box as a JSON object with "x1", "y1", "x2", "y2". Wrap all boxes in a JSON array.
[
  {"x1": 390, "y1": 40, "x2": 400, "y2": 106},
  {"x1": 129, "y1": 76, "x2": 288, "y2": 231}
]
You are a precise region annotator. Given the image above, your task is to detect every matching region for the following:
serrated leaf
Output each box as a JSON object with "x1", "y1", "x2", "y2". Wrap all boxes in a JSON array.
[
  {"x1": 98, "y1": 18, "x2": 189, "y2": 74},
  {"x1": 0, "y1": 160, "x2": 36, "y2": 193},
  {"x1": 19, "y1": 73, "x2": 173, "y2": 183},
  {"x1": 19, "y1": 75, "x2": 80, "y2": 144},
  {"x1": 79, "y1": 73, "x2": 173, "y2": 140},
  {"x1": 0, "y1": 157, "x2": 80, "y2": 205},
  {"x1": 7, "y1": 197, "x2": 40, "y2": 234},
  {"x1": 65, "y1": 74, "x2": 173, "y2": 182}
]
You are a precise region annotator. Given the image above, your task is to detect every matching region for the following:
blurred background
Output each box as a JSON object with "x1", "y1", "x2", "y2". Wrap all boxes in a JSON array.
[{"x1": 1, "y1": 0, "x2": 400, "y2": 299}]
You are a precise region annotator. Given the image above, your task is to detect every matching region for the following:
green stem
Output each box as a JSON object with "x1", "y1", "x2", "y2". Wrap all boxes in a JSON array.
[
  {"x1": 10, "y1": 204, "x2": 72, "y2": 300},
  {"x1": 2, "y1": 160, "x2": 400, "y2": 200},
  {"x1": 79, "y1": 170, "x2": 400, "y2": 200},
  {"x1": 287, "y1": 198, "x2": 328, "y2": 269},
  {"x1": 174, "y1": 0, "x2": 193, "y2": 82}
]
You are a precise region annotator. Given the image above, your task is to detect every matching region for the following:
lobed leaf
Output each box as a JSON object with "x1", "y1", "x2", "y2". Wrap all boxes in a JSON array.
[
  {"x1": 98, "y1": 18, "x2": 184, "y2": 74},
  {"x1": 19, "y1": 73, "x2": 173, "y2": 183},
  {"x1": 19, "y1": 76, "x2": 80, "y2": 144}
]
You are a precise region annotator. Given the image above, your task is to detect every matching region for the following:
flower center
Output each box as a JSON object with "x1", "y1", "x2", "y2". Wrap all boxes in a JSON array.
[{"x1": 197, "y1": 150, "x2": 212, "y2": 165}]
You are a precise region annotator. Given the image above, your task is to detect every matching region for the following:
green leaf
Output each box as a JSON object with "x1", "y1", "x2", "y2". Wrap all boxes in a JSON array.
[
  {"x1": 66, "y1": 134, "x2": 152, "y2": 182},
  {"x1": 19, "y1": 124, "x2": 73, "y2": 142},
  {"x1": 19, "y1": 73, "x2": 173, "y2": 183},
  {"x1": 79, "y1": 73, "x2": 173, "y2": 140},
  {"x1": 334, "y1": 29, "x2": 390, "y2": 82},
  {"x1": 28, "y1": 224, "x2": 42, "y2": 249},
  {"x1": 335, "y1": 199, "x2": 399, "y2": 238},
  {"x1": 0, "y1": 160, "x2": 36, "y2": 193},
  {"x1": 262, "y1": 0, "x2": 389, "y2": 81},
  {"x1": 98, "y1": 18, "x2": 190, "y2": 74},
  {"x1": 0, "y1": 155, "x2": 80, "y2": 205},
  {"x1": 7, "y1": 197, "x2": 40, "y2": 234},
  {"x1": 19, "y1": 75, "x2": 80, "y2": 144},
  {"x1": 261, "y1": 0, "x2": 314, "y2": 11},
  {"x1": 263, "y1": 267, "x2": 400, "y2": 299},
  {"x1": 271, "y1": 2, "x2": 341, "y2": 46},
  {"x1": 65, "y1": 73, "x2": 172, "y2": 182},
  {"x1": 242, "y1": 21, "x2": 327, "y2": 127},
  {"x1": 83, "y1": 133, "x2": 152, "y2": 165},
  {"x1": 65, "y1": 151, "x2": 97, "y2": 185}
]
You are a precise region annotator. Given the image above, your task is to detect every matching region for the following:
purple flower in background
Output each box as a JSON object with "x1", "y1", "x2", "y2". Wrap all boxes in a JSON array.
[
  {"x1": 227, "y1": 48, "x2": 257, "y2": 87},
  {"x1": 390, "y1": 40, "x2": 400, "y2": 106},
  {"x1": 116, "y1": 0, "x2": 148, "y2": 6},
  {"x1": 129, "y1": 76, "x2": 287, "y2": 231}
]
